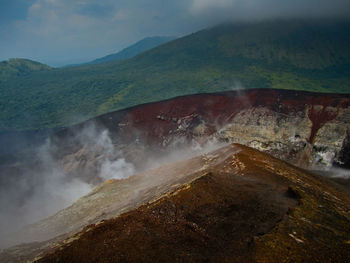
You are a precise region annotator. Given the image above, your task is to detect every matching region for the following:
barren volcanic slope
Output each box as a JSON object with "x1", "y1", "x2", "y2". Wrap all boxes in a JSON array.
[{"x1": 2, "y1": 144, "x2": 349, "y2": 262}]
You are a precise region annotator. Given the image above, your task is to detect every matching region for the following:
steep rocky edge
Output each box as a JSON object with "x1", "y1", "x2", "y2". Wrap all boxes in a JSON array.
[
  {"x1": 2, "y1": 88, "x2": 350, "y2": 176},
  {"x1": 53, "y1": 88, "x2": 350, "y2": 171},
  {"x1": 1, "y1": 144, "x2": 349, "y2": 262}
]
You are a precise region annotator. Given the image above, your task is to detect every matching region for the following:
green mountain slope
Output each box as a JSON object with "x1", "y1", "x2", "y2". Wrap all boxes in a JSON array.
[
  {"x1": 86, "y1": 36, "x2": 176, "y2": 65},
  {"x1": 1, "y1": 19, "x2": 350, "y2": 130},
  {"x1": 0, "y1": 58, "x2": 51, "y2": 81}
]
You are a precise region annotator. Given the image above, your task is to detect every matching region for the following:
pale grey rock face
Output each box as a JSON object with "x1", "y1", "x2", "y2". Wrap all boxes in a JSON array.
[
  {"x1": 216, "y1": 107, "x2": 311, "y2": 144},
  {"x1": 214, "y1": 106, "x2": 349, "y2": 169},
  {"x1": 313, "y1": 108, "x2": 350, "y2": 166}
]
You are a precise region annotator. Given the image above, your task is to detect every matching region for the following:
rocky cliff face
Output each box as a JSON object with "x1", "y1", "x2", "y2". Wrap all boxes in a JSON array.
[
  {"x1": 85, "y1": 88, "x2": 350, "y2": 170},
  {"x1": 3, "y1": 89, "x2": 348, "y2": 181},
  {"x1": 216, "y1": 105, "x2": 350, "y2": 169}
]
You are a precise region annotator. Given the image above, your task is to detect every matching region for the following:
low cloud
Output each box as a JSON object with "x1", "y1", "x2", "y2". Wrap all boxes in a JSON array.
[
  {"x1": 191, "y1": 0, "x2": 236, "y2": 14},
  {"x1": 190, "y1": 0, "x2": 350, "y2": 21}
]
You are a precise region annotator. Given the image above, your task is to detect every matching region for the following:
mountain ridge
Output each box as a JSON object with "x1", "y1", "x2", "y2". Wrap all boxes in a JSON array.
[
  {"x1": 1, "y1": 19, "x2": 350, "y2": 130},
  {"x1": 0, "y1": 58, "x2": 51, "y2": 81},
  {"x1": 84, "y1": 36, "x2": 176, "y2": 65}
]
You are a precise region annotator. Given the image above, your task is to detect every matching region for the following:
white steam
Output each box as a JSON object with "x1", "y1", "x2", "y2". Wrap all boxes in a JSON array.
[
  {"x1": 0, "y1": 123, "x2": 135, "y2": 248},
  {"x1": 73, "y1": 124, "x2": 136, "y2": 180},
  {"x1": 324, "y1": 167, "x2": 350, "y2": 179},
  {"x1": 0, "y1": 120, "x2": 228, "y2": 249},
  {"x1": 0, "y1": 139, "x2": 93, "y2": 248},
  {"x1": 100, "y1": 159, "x2": 134, "y2": 181}
]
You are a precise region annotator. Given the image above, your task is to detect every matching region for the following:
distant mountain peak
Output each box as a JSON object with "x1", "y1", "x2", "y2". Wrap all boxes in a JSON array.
[
  {"x1": 86, "y1": 36, "x2": 176, "y2": 65},
  {"x1": 0, "y1": 58, "x2": 51, "y2": 80}
]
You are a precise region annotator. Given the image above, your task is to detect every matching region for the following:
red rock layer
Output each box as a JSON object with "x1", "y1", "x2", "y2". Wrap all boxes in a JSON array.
[{"x1": 96, "y1": 89, "x2": 350, "y2": 144}]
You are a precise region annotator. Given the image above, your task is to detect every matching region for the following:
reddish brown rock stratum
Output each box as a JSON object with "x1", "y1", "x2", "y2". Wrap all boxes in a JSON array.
[
  {"x1": 21, "y1": 88, "x2": 350, "y2": 187},
  {"x1": 32, "y1": 144, "x2": 350, "y2": 263},
  {"x1": 95, "y1": 89, "x2": 350, "y2": 144},
  {"x1": 86, "y1": 88, "x2": 350, "y2": 169}
]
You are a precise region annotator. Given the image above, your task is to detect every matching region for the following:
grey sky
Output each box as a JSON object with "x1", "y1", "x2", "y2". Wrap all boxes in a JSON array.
[{"x1": 0, "y1": 0, "x2": 349, "y2": 66}]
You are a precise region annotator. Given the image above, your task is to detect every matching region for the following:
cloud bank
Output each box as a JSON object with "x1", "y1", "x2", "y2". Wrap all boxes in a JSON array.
[{"x1": 191, "y1": 0, "x2": 350, "y2": 16}]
